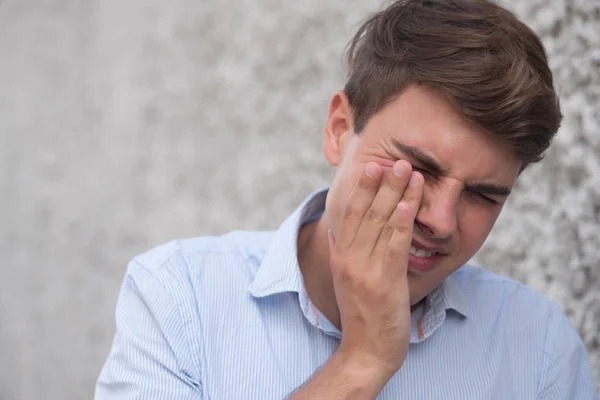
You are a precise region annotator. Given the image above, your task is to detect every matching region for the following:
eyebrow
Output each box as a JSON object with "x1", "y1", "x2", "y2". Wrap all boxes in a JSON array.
[
  {"x1": 392, "y1": 140, "x2": 448, "y2": 176},
  {"x1": 391, "y1": 139, "x2": 512, "y2": 197},
  {"x1": 464, "y1": 182, "x2": 511, "y2": 196}
]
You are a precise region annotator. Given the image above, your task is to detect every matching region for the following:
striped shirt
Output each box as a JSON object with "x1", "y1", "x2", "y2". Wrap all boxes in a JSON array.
[{"x1": 96, "y1": 188, "x2": 598, "y2": 399}]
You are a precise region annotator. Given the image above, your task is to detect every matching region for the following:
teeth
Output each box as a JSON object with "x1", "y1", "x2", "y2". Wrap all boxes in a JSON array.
[{"x1": 410, "y1": 245, "x2": 435, "y2": 258}]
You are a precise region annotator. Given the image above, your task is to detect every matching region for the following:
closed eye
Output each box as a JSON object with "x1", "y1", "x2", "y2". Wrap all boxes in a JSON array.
[
  {"x1": 469, "y1": 191, "x2": 499, "y2": 205},
  {"x1": 411, "y1": 165, "x2": 434, "y2": 179},
  {"x1": 404, "y1": 158, "x2": 503, "y2": 205}
]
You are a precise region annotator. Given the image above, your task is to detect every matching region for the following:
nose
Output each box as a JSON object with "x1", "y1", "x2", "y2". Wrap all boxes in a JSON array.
[{"x1": 415, "y1": 181, "x2": 460, "y2": 240}]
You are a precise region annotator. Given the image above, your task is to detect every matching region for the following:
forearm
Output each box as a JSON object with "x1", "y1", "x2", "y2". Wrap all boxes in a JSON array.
[{"x1": 287, "y1": 350, "x2": 393, "y2": 400}]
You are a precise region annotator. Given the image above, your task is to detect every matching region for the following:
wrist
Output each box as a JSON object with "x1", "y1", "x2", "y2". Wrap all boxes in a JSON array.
[{"x1": 332, "y1": 348, "x2": 398, "y2": 396}]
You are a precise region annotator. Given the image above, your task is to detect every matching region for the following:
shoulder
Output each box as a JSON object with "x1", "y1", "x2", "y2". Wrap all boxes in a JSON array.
[
  {"x1": 451, "y1": 266, "x2": 595, "y2": 396},
  {"x1": 125, "y1": 230, "x2": 276, "y2": 295},
  {"x1": 454, "y1": 265, "x2": 566, "y2": 329},
  {"x1": 455, "y1": 264, "x2": 556, "y2": 307}
]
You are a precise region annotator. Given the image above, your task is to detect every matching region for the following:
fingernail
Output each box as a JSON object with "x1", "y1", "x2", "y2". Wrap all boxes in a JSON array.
[
  {"x1": 365, "y1": 162, "x2": 377, "y2": 178},
  {"x1": 409, "y1": 171, "x2": 423, "y2": 186},
  {"x1": 394, "y1": 161, "x2": 406, "y2": 177}
]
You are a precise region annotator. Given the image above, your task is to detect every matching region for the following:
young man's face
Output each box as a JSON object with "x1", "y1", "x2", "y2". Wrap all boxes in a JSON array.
[{"x1": 323, "y1": 85, "x2": 521, "y2": 306}]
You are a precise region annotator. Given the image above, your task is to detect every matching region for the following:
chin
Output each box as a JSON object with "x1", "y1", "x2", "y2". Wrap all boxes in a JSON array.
[
  {"x1": 409, "y1": 293, "x2": 427, "y2": 308},
  {"x1": 407, "y1": 282, "x2": 425, "y2": 305}
]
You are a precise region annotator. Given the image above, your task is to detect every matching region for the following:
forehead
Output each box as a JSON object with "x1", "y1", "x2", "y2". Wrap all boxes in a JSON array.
[{"x1": 365, "y1": 85, "x2": 521, "y2": 183}]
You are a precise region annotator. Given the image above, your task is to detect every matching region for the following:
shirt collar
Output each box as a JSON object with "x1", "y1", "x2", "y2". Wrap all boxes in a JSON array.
[
  {"x1": 248, "y1": 187, "x2": 470, "y2": 328},
  {"x1": 441, "y1": 271, "x2": 470, "y2": 318},
  {"x1": 412, "y1": 271, "x2": 469, "y2": 341},
  {"x1": 248, "y1": 187, "x2": 328, "y2": 298}
]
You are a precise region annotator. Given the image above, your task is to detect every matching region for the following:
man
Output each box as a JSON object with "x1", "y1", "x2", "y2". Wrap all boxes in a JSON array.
[{"x1": 96, "y1": 0, "x2": 597, "y2": 398}]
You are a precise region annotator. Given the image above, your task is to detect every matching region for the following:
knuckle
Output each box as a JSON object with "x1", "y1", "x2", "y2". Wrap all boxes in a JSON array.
[
  {"x1": 337, "y1": 261, "x2": 355, "y2": 282},
  {"x1": 403, "y1": 190, "x2": 424, "y2": 208},
  {"x1": 358, "y1": 176, "x2": 374, "y2": 191},
  {"x1": 381, "y1": 222, "x2": 396, "y2": 238},
  {"x1": 364, "y1": 278, "x2": 388, "y2": 302},
  {"x1": 401, "y1": 189, "x2": 417, "y2": 202},
  {"x1": 330, "y1": 254, "x2": 351, "y2": 275},
  {"x1": 364, "y1": 208, "x2": 386, "y2": 223},
  {"x1": 387, "y1": 174, "x2": 407, "y2": 190},
  {"x1": 342, "y1": 204, "x2": 362, "y2": 221},
  {"x1": 329, "y1": 252, "x2": 342, "y2": 269},
  {"x1": 402, "y1": 195, "x2": 421, "y2": 212},
  {"x1": 394, "y1": 221, "x2": 412, "y2": 236},
  {"x1": 397, "y1": 201, "x2": 417, "y2": 221},
  {"x1": 387, "y1": 245, "x2": 408, "y2": 261},
  {"x1": 356, "y1": 275, "x2": 377, "y2": 294},
  {"x1": 393, "y1": 224, "x2": 413, "y2": 238}
]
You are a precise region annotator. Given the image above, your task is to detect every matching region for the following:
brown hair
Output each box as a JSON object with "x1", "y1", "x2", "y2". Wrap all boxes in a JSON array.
[{"x1": 344, "y1": 0, "x2": 562, "y2": 169}]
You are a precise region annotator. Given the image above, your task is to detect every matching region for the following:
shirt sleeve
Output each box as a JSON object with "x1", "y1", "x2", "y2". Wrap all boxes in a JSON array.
[
  {"x1": 95, "y1": 260, "x2": 202, "y2": 399},
  {"x1": 538, "y1": 304, "x2": 598, "y2": 400}
]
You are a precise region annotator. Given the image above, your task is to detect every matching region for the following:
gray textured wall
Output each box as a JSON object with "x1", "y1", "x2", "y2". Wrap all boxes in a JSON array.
[{"x1": 1, "y1": 0, "x2": 598, "y2": 399}]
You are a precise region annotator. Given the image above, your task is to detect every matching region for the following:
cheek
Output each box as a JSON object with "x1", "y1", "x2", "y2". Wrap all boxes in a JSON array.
[
  {"x1": 326, "y1": 158, "x2": 395, "y2": 231},
  {"x1": 333, "y1": 156, "x2": 395, "y2": 195},
  {"x1": 457, "y1": 205, "x2": 499, "y2": 254},
  {"x1": 326, "y1": 165, "x2": 362, "y2": 230}
]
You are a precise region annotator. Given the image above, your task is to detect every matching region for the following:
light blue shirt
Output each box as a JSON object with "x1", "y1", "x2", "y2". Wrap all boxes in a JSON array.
[{"x1": 96, "y1": 188, "x2": 598, "y2": 399}]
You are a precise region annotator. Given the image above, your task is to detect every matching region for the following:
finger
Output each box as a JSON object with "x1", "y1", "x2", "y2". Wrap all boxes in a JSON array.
[
  {"x1": 327, "y1": 229, "x2": 336, "y2": 258},
  {"x1": 384, "y1": 203, "x2": 416, "y2": 275},
  {"x1": 400, "y1": 171, "x2": 424, "y2": 220},
  {"x1": 352, "y1": 160, "x2": 412, "y2": 255},
  {"x1": 373, "y1": 170, "x2": 424, "y2": 259},
  {"x1": 381, "y1": 171, "x2": 424, "y2": 266},
  {"x1": 335, "y1": 162, "x2": 382, "y2": 251}
]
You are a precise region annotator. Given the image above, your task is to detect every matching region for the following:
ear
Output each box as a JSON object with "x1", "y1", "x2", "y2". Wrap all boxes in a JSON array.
[{"x1": 323, "y1": 91, "x2": 354, "y2": 167}]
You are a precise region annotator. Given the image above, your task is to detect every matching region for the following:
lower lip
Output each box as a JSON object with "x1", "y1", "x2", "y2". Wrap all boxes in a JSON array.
[{"x1": 408, "y1": 252, "x2": 443, "y2": 274}]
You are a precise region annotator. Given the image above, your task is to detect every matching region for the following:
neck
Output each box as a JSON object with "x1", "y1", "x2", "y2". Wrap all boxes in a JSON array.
[{"x1": 297, "y1": 215, "x2": 342, "y2": 329}]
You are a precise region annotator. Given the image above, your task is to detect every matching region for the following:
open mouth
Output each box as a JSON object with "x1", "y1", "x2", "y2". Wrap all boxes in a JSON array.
[
  {"x1": 407, "y1": 240, "x2": 448, "y2": 273},
  {"x1": 409, "y1": 245, "x2": 438, "y2": 258}
]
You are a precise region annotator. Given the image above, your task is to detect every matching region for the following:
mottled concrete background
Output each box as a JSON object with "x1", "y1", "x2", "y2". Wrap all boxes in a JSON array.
[{"x1": 1, "y1": 0, "x2": 598, "y2": 398}]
